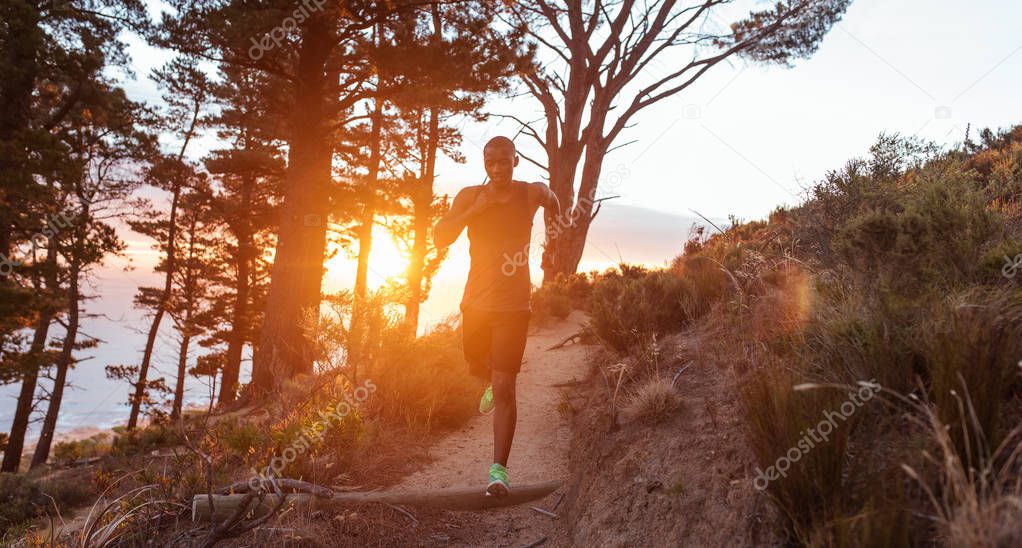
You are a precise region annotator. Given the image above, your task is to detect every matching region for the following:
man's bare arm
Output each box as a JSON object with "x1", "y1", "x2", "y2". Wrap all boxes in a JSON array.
[
  {"x1": 530, "y1": 182, "x2": 560, "y2": 217},
  {"x1": 531, "y1": 182, "x2": 561, "y2": 271},
  {"x1": 433, "y1": 188, "x2": 485, "y2": 249}
]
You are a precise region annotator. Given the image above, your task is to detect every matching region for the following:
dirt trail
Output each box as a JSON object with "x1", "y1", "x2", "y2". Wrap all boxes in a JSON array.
[{"x1": 397, "y1": 311, "x2": 589, "y2": 547}]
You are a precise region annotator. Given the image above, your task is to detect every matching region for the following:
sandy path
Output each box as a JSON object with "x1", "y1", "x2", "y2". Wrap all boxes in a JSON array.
[{"x1": 398, "y1": 311, "x2": 589, "y2": 547}]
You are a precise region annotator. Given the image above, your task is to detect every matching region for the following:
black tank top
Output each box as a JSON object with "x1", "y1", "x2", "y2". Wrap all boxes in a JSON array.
[{"x1": 461, "y1": 181, "x2": 533, "y2": 311}]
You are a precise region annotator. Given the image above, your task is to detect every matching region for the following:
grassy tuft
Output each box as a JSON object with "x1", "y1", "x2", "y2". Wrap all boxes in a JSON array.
[{"x1": 622, "y1": 376, "x2": 681, "y2": 424}]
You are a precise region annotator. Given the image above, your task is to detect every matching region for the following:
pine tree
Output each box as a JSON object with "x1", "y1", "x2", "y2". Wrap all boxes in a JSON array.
[
  {"x1": 156, "y1": 1, "x2": 440, "y2": 393},
  {"x1": 198, "y1": 64, "x2": 283, "y2": 404},
  {"x1": 1, "y1": 0, "x2": 150, "y2": 472},
  {"x1": 125, "y1": 59, "x2": 211, "y2": 430},
  {"x1": 32, "y1": 84, "x2": 155, "y2": 468}
]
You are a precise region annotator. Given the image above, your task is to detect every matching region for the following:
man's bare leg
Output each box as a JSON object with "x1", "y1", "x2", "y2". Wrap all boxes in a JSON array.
[{"x1": 491, "y1": 370, "x2": 517, "y2": 466}]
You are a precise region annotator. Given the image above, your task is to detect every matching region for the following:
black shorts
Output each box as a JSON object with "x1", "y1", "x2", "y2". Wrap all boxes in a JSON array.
[{"x1": 461, "y1": 307, "x2": 531, "y2": 379}]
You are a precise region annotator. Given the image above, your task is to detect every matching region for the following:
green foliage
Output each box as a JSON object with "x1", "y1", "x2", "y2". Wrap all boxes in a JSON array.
[
  {"x1": 111, "y1": 424, "x2": 178, "y2": 456},
  {"x1": 53, "y1": 433, "x2": 113, "y2": 463},
  {"x1": 587, "y1": 262, "x2": 727, "y2": 352},
  {"x1": 693, "y1": 127, "x2": 1022, "y2": 544},
  {"x1": 39, "y1": 476, "x2": 94, "y2": 513},
  {"x1": 217, "y1": 417, "x2": 266, "y2": 459},
  {"x1": 531, "y1": 272, "x2": 591, "y2": 324},
  {"x1": 368, "y1": 319, "x2": 477, "y2": 431},
  {"x1": 0, "y1": 474, "x2": 45, "y2": 533}
]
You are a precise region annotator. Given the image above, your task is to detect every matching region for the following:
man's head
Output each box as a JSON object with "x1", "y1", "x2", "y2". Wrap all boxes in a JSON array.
[{"x1": 483, "y1": 136, "x2": 518, "y2": 188}]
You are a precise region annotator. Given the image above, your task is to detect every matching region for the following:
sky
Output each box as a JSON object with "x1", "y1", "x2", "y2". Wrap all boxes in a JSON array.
[{"x1": 4, "y1": 0, "x2": 1022, "y2": 439}]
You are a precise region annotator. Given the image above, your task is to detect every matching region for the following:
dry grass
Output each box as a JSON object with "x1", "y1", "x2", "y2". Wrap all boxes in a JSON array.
[
  {"x1": 622, "y1": 376, "x2": 682, "y2": 424},
  {"x1": 899, "y1": 388, "x2": 1022, "y2": 548}
]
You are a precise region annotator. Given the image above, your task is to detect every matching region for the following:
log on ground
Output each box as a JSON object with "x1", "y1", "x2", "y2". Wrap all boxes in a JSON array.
[{"x1": 191, "y1": 480, "x2": 563, "y2": 522}]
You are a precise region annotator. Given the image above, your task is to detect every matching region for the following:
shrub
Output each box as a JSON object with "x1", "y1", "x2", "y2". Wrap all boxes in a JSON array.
[
  {"x1": 368, "y1": 319, "x2": 477, "y2": 431},
  {"x1": 218, "y1": 417, "x2": 267, "y2": 459},
  {"x1": 920, "y1": 288, "x2": 1022, "y2": 461},
  {"x1": 531, "y1": 272, "x2": 591, "y2": 324},
  {"x1": 728, "y1": 128, "x2": 1022, "y2": 544},
  {"x1": 588, "y1": 266, "x2": 697, "y2": 351},
  {"x1": 53, "y1": 433, "x2": 112, "y2": 464},
  {"x1": 0, "y1": 474, "x2": 45, "y2": 532},
  {"x1": 622, "y1": 377, "x2": 681, "y2": 424},
  {"x1": 39, "y1": 475, "x2": 94, "y2": 512},
  {"x1": 531, "y1": 285, "x2": 572, "y2": 321},
  {"x1": 111, "y1": 424, "x2": 178, "y2": 456}
]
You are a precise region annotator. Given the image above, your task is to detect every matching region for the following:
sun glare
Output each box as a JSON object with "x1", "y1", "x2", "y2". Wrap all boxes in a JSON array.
[{"x1": 323, "y1": 225, "x2": 410, "y2": 292}]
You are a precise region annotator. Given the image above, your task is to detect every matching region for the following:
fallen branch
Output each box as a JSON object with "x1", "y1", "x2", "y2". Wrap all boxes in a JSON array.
[
  {"x1": 192, "y1": 480, "x2": 563, "y2": 522},
  {"x1": 217, "y1": 478, "x2": 333, "y2": 498},
  {"x1": 522, "y1": 537, "x2": 548, "y2": 548},
  {"x1": 386, "y1": 503, "x2": 418, "y2": 525},
  {"x1": 200, "y1": 475, "x2": 286, "y2": 548},
  {"x1": 530, "y1": 506, "x2": 558, "y2": 518},
  {"x1": 547, "y1": 331, "x2": 582, "y2": 350}
]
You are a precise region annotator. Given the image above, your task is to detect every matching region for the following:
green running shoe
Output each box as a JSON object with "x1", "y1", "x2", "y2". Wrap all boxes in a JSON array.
[
  {"x1": 486, "y1": 463, "x2": 510, "y2": 497},
  {"x1": 479, "y1": 384, "x2": 495, "y2": 415}
]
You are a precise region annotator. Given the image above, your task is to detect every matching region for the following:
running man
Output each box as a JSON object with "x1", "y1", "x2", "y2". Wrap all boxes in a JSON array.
[{"x1": 432, "y1": 136, "x2": 560, "y2": 497}]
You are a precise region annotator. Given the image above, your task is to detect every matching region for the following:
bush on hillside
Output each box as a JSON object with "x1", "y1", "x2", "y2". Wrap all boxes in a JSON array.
[
  {"x1": 587, "y1": 266, "x2": 695, "y2": 351},
  {"x1": 920, "y1": 288, "x2": 1022, "y2": 461},
  {"x1": 587, "y1": 260, "x2": 730, "y2": 352},
  {"x1": 726, "y1": 127, "x2": 1022, "y2": 544},
  {"x1": 532, "y1": 272, "x2": 591, "y2": 324},
  {"x1": 0, "y1": 473, "x2": 45, "y2": 532},
  {"x1": 368, "y1": 318, "x2": 477, "y2": 431},
  {"x1": 111, "y1": 424, "x2": 178, "y2": 456},
  {"x1": 622, "y1": 376, "x2": 681, "y2": 424},
  {"x1": 53, "y1": 433, "x2": 113, "y2": 463}
]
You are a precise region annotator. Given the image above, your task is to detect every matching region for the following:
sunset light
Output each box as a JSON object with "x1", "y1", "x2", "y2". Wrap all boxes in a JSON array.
[{"x1": 2, "y1": 1, "x2": 1021, "y2": 545}]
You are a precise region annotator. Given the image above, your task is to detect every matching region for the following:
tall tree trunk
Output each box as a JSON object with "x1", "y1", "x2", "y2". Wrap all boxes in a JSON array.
[
  {"x1": 127, "y1": 98, "x2": 201, "y2": 429},
  {"x1": 548, "y1": 140, "x2": 606, "y2": 278},
  {"x1": 353, "y1": 215, "x2": 374, "y2": 304},
  {"x1": 404, "y1": 106, "x2": 439, "y2": 333},
  {"x1": 171, "y1": 331, "x2": 191, "y2": 420},
  {"x1": 353, "y1": 95, "x2": 385, "y2": 304},
  {"x1": 348, "y1": 93, "x2": 385, "y2": 380},
  {"x1": 127, "y1": 180, "x2": 180, "y2": 430},
  {"x1": 251, "y1": 20, "x2": 333, "y2": 393},
  {"x1": 171, "y1": 212, "x2": 201, "y2": 420},
  {"x1": 30, "y1": 260, "x2": 79, "y2": 469},
  {"x1": 219, "y1": 176, "x2": 253, "y2": 405},
  {"x1": 403, "y1": 9, "x2": 442, "y2": 334},
  {"x1": 1, "y1": 246, "x2": 57, "y2": 472}
]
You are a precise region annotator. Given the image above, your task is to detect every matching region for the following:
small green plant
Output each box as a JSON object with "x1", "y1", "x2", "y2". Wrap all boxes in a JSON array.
[{"x1": 219, "y1": 418, "x2": 266, "y2": 458}]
